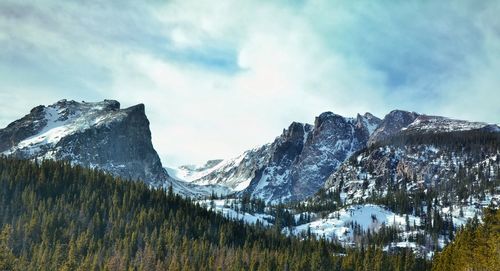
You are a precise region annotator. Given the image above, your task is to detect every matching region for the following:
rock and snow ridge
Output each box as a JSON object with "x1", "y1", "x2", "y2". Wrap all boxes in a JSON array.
[
  {"x1": 2, "y1": 100, "x2": 498, "y2": 255},
  {"x1": 2, "y1": 101, "x2": 497, "y2": 203},
  {"x1": 173, "y1": 109, "x2": 498, "y2": 203},
  {"x1": 178, "y1": 112, "x2": 382, "y2": 203},
  {"x1": 0, "y1": 99, "x2": 228, "y2": 197}
]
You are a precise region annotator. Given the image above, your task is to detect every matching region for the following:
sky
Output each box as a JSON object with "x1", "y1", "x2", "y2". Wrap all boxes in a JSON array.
[{"x1": 1, "y1": 0, "x2": 499, "y2": 166}]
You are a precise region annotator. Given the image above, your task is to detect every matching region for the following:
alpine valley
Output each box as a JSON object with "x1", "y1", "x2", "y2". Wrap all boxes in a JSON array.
[{"x1": 1, "y1": 99, "x2": 499, "y2": 270}]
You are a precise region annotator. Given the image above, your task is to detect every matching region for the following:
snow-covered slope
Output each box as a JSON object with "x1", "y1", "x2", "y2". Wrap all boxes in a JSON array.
[
  {"x1": 290, "y1": 204, "x2": 420, "y2": 242},
  {"x1": 1, "y1": 100, "x2": 125, "y2": 158},
  {"x1": 197, "y1": 199, "x2": 273, "y2": 226},
  {"x1": 401, "y1": 115, "x2": 490, "y2": 134},
  {"x1": 186, "y1": 145, "x2": 272, "y2": 192},
  {"x1": 173, "y1": 159, "x2": 224, "y2": 182}
]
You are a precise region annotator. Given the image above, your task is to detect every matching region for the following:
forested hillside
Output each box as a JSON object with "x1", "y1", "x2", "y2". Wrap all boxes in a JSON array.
[
  {"x1": 432, "y1": 208, "x2": 499, "y2": 271},
  {"x1": 0, "y1": 157, "x2": 431, "y2": 270}
]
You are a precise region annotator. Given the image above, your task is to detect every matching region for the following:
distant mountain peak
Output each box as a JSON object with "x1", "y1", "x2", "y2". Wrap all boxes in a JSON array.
[{"x1": 368, "y1": 110, "x2": 419, "y2": 145}]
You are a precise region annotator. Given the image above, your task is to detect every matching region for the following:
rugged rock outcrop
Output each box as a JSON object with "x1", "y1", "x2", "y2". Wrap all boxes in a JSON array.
[
  {"x1": 189, "y1": 112, "x2": 382, "y2": 203},
  {"x1": 0, "y1": 100, "x2": 182, "y2": 190},
  {"x1": 368, "y1": 110, "x2": 419, "y2": 145}
]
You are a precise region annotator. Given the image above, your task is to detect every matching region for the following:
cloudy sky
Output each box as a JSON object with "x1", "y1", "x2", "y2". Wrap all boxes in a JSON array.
[{"x1": 1, "y1": 0, "x2": 499, "y2": 166}]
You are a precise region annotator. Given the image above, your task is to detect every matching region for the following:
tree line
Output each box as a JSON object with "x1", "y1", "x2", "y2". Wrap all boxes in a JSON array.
[{"x1": 0, "y1": 157, "x2": 433, "y2": 270}]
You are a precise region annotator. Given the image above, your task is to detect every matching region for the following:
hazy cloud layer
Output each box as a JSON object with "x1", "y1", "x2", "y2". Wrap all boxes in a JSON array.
[{"x1": 1, "y1": 0, "x2": 499, "y2": 166}]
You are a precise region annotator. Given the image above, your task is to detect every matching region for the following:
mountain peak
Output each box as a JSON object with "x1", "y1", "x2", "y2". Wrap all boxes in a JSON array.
[
  {"x1": 0, "y1": 100, "x2": 176, "y2": 189},
  {"x1": 368, "y1": 110, "x2": 419, "y2": 145},
  {"x1": 313, "y1": 112, "x2": 349, "y2": 135},
  {"x1": 363, "y1": 112, "x2": 376, "y2": 118},
  {"x1": 283, "y1": 122, "x2": 312, "y2": 141},
  {"x1": 355, "y1": 112, "x2": 381, "y2": 135}
]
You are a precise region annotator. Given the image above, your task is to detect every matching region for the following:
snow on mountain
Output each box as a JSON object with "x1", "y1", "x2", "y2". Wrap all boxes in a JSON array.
[
  {"x1": 401, "y1": 115, "x2": 490, "y2": 134},
  {"x1": 167, "y1": 159, "x2": 223, "y2": 182},
  {"x1": 2, "y1": 100, "x2": 127, "y2": 159},
  {"x1": 197, "y1": 199, "x2": 273, "y2": 226},
  {"x1": 182, "y1": 112, "x2": 382, "y2": 203},
  {"x1": 290, "y1": 204, "x2": 420, "y2": 243},
  {"x1": 164, "y1": 166, "x2": 233, "y2": 197},
  {"x1": 0, "y1": 99, "x2": 218, "y2": 197},
  {"x1": 186, "y1": 146, "x2": 271, "y2": 192}
]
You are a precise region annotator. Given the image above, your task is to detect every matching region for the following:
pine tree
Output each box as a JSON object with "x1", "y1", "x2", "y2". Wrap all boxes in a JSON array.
[{"x1": 0, "y1": 225, "x2": 16, "y2": 271}]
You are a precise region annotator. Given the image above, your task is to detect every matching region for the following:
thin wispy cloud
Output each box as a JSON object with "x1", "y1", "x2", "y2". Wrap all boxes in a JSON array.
[{"x1": 0, "y1": 0, "x2": 499, "y2": 166}]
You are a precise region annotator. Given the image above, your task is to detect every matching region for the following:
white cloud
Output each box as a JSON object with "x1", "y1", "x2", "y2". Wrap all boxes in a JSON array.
[
  {"x1": 106, "y1": 0, "x2": 391, "y2": 165},
  {"x1": 0, "y1": 0, "x2": 499, "y2": 166}
]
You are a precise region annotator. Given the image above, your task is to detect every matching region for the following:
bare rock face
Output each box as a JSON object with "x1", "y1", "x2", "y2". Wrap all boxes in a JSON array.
[
  {"x1": 368, "y1": 110, "x2": 419, "y2": 145},
  {"x1": 287, "y1": 112, "x2": 375, "y2": 201},
  {"x1": 0, "y1": 100, "x2": 175, "y2": 188},
  {"x1": 189, "y1": 112, "x2": 382, "y2": 203}
]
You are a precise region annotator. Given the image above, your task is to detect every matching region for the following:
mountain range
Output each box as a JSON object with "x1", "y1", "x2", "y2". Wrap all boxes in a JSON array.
[
  {"x1": 173, "y1": 109, "x2": 498, "y2": 204},
  {"x1": 1, "y1": 99, "x2": 498, "y2": 205},
  {"x1": 1, "y1": 99, "x2": 499, "y2": 258}
]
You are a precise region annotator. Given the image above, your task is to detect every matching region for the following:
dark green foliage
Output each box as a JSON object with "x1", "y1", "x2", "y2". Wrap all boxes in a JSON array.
[
  {"x1": 375, "y1": 129, "x2": 500, "y2": 152},
  {"x1": 0, "y1": 157, "x2": 429, "y2": 270},
  {"x1": 432, "y1": 208, "x2": 499, "y2": 271}
]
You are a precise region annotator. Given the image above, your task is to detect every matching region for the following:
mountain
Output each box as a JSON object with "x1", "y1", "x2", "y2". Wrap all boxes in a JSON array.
[
  {"x1": 367, "y1": 110, "x2": 419, "y2": 145},
  {"x1": 1, "y1": 100, "x2": 498, "y2": 266},
  {"x1": 185, "y1": 112, "x2": 382, "y2": 203},
  {"x1": 0, "y1": 99, "x2": 208, "y2": 195},
  {"x1": 194, "y1": 112, "x2": 498, "y2": 257},
  {"x1": 3, "y1": 101, "x2": 497, "y2": 204},
  {"x1": 179, "y1": 110, "x2": 498, "y2": 204},
  {"x1": 172, "y1": 159, "x2": 224, "y2": 182},
  {"x1": 323, "y1": 120, "x2": 500, "y2": 205}
]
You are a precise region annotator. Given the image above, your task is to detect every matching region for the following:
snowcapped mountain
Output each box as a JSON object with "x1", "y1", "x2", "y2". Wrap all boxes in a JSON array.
[
  {"x1": 181, "y1": 112, "x2": 382, "y2": 203},
  {"x1": 197, "y1": 112, "x2": 498, "y2": 255},
  {"x1": 4, "y1": 101, "x2": 496, "y2": 204},
  {"x1": 176, "y1": 109, "x2": 498, "y2": 204},
  {"x1": 0, "y1": 99, "x2": 215, "y2": 196},
  {"x1": 323, "y1": 120, "x2": 500, "y2": 206},
  {"x1": 183, "y1": 145, "x2": 273, "y2": 192}
]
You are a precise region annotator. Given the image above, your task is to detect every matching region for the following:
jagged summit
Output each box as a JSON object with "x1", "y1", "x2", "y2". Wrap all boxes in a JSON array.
[
  {"x1": 177, "y1": 109, "x2": 496, "y2": 203},
  {"x1": 368, "y1": 109, "x2": 419, "y2": 145},
  {"x1": 0, "y1": 99, "x2": 235, "y2": 197},
  {"x1": 0, "y1": 99, "x2": 179, "y2": 189},
  {"x1": 3, "y1": 101, "x2": 496, "y2": 203},
  {"x1": 183, "y1": 111, "x2": 381, "y2": 203}
]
